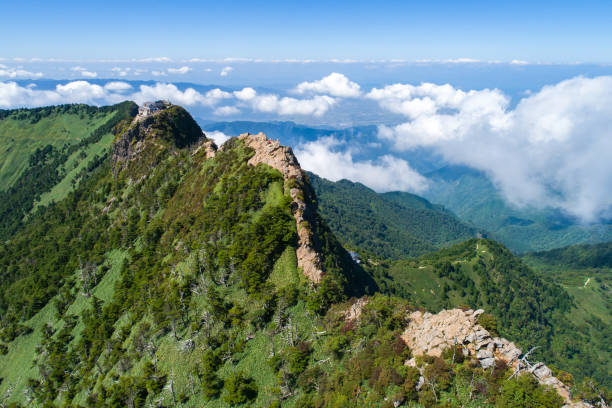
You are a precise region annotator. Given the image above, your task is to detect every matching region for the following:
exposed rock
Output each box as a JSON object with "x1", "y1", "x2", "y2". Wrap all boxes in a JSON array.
[
  {"x1": 344, "y1": 297, "x2": 369, "y2": 322},
  {"x1": 400, "y1": 308, "x2": 585, "y2": 407},
  {"x1": 192, "y1": 138, "x2": 217, "y2": 159},
  {"x1": 239, "y1": 132, "x2": 325, "y2": 283}
]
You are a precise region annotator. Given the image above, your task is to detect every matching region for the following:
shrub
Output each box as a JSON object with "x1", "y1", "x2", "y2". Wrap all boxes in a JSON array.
[
  {"x1": 223, "y1": 371, "x2": 258, "y2": 405},
  {"x1": 496, "y1": 374, "x2": 563, "y2": 408}
]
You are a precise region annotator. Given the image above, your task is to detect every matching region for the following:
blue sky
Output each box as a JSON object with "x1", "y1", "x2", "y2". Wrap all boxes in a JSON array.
[
  {"x1": 2, "y1": 0, "x2": 612, "y2": 222},
  {"x1": 3, "y1": 0, "x2": 612, "y2": 63}
]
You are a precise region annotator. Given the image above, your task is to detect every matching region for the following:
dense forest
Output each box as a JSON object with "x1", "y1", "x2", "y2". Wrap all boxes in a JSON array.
[{"x1": 309, "y1": 173, "x2": 477, "y2": 259}]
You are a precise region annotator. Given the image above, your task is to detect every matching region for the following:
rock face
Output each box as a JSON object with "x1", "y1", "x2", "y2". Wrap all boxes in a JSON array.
[
  {"x1": 111, "y1": 113, "x2": 157, "y2": 170},
  {"x1": 239, "y1": 132, "x2": 325, "y2": 283},
  {"x1": 401, "y1": 308, "x2": 590, "y2": 408}
]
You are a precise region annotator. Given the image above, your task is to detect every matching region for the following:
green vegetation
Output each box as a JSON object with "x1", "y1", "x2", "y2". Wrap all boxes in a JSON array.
[
  {"x1": 309, "y1": 172, "x2": 478, "y2": 259},
  {"x1": 522, "y1": 242, "x2": 612, "y2": 390},
  {"x1": 364, "y1": 239, "x2": 611, "y2": 388},
  {"x1": 0, "y1": 102, "x2": 138, "y2": 240},
  {"x1": 0, "y1": 104, "x2": 607, "y2": 407}
]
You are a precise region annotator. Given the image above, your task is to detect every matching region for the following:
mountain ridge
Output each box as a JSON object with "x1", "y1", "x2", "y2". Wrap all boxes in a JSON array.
[{"x1": 0, "y1": 103, "x2": 607, "y2": 407}]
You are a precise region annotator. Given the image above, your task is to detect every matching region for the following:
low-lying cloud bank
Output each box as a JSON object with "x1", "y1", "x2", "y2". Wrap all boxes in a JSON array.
[
  {"x1": 369, "y1": 76, "x2": 612, "y2": 222},
  {"x1": 295, "y1": 137, "x2": 428, "y2": 193}
]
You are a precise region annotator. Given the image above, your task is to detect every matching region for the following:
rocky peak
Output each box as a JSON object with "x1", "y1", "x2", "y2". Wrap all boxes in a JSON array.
[
  {"x1": 239, "y1": 132, "x2": 325, "y2": 283},
  {"x1": 112, "y1": 104, "x2": 205, "y2": 173}
]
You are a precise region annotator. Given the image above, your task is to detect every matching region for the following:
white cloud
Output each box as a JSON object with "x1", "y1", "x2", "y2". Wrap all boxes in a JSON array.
[
  {"x1": 511, "y1": 59, "x2": 529, "y2": 65},
  {"x1": 232, "y1": 87, "x2": 335, "y2": 116},
  {"x1": 167, "y1": 66, "x2": 192, "y2": 74},
  {"x1": 213, "y1": 106, "x2": 240, "y2": 116},
  {"x1": 111, "y1": 67, "x2": 131, "y2": 77},
  {"x1": 0, "y1": 81, "x2": 121, "y2": 107},
  {"x1": 295, "y1": 137, "x2": 428, "y2": 193},
  {"x1": 205, "y1": 88, "x2": 233, "y2": 100},
  {"x1": 151, "y1": 70, "x2": 167, "y2": 76},
  {"x1": 0, "y1": 68, "x2": 43, "y2": 78},
  {"x1": 71, "y1": 66, "x2": 97, "y2": 78},
  {"x1": 220, "y1": 66, "x2": 233, "y2": 77},
  {"x1": 104, "y1": 81, "x2": 132, "y2": 92},
  {"x1": 0, "y1": 81, "x2": 235, "y2": 110},
  {"x1": 131, "y1": 83, "x2": 207, "y2": 106},
  {"x1": 234, "y1": 87, "x2": 256, "y2": 101},
  {"x1": 206, "y1": 130, "x2": 232, "y2": 145},
  {"x1": 295, "y1": 73, "x2": 361, "y2": 97},
  {"x1": 134, "y1": 57, "x2": 172, "y2": 63},
  {"x1": 372, "y1": 76, "x2": 612, "y2": 221}
]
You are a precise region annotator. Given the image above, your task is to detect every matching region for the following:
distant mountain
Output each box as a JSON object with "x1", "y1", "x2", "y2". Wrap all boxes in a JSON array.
[
  {"x1": 422, "y1": 165, "x2": 612, "y2": 252},
  {"x1": 308, "y1": 172, "x2": 479, "y2": 259}
]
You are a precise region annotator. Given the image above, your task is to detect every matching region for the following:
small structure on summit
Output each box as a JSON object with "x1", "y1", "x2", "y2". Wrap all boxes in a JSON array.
[{"x1": 138, "y1": 100, "x2": 169, "y2": 117}]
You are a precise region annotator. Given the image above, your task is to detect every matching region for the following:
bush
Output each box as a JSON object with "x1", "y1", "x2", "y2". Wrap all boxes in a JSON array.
[
  {"x1": 223, "y1": 371, "x2": 258, "y2": 405},
  {"x1": 478, "y1": 313, "x2": 499, "y2": 337},
  {"x1": 496, "y1": 374, "x2": 563, "y2": 408}
]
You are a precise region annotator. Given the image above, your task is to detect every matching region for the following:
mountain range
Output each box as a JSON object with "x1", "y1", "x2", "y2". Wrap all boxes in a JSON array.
[{"x1": 0, "y1": 103, "x2": 609, "y2": 407}]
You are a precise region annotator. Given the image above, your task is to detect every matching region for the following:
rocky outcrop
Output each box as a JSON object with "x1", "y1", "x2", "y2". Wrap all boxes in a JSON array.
[
  {"x1": 344, "y1": 297, "x2": 370, "y2": 322},
  {"x1": 401, "y1": 308, "x2": 590, "y2": 407},
  {"x1": 192, "y1": 138, "x2": 217, "y2": 159},
  {"x1": 239, "y1": 132, "x2": 325, "y2": 283},
  {"x1": 111, "y1": 113, "x2": 157, "y2": 171}
]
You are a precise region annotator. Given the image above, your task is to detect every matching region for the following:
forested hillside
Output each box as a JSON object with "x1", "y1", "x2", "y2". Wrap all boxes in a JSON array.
[
  {"x1": 309, "y1": 173, "x2": 478, "y2": 259},
  {"x1": 522, "y1": 242, "x2": 612, "y2": 389},
  {"x1": 0, "y1": 102, "x2": 137, "y2": 240},
  {"x1": 0, "y1": 104, "x2": 607, "y2": 407}
]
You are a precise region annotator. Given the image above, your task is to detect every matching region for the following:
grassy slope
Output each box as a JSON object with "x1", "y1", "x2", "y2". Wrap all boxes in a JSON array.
[
  {"x1": 0, "y1": 109, "x2": 116, "y2": 190},
  {"x1": 0, "y1": 249, "x2": 128, "y2": 402}
]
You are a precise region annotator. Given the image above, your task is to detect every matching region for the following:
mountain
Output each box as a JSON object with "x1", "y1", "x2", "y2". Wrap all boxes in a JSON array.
[
  {"x1": 423, "y1": 165, "x2": 612, "y2": 253},
  {"x1": 308, "y1": 173, "x2": 479, "y2": 259},
  {"x1": 0, "y1": 104, "x2": 606, "y2": 407}
]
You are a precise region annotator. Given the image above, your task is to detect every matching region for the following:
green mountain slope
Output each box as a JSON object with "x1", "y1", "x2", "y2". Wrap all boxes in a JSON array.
[
  {"x1": 365, "y1": 239, "x2": 611, "y2": 388},
  {"x1": 0, "y1": 106, "x2": 375, "y2": 407},
  {"x1": 308, "y1": 173, "x2": 479, "y2": 259},
  {"x1": 0, "y1": 102, "x2": 137, "y2": 240},
  {"x1": 0, "y1": 104, "x2": 605, "y2": 407},
  {"x1": 522, "y1": 242, "x2": 612, "y2": 384},
  {"x1": 423, "y1": 165, "x2": 612, "y2": 253}
]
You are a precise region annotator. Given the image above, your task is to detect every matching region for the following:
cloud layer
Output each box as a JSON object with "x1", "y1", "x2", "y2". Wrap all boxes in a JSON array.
[
  {"x1": 1, "y1": 72, "x2": 611, "y2": 221},
  {"x1": 371, "y1": 76, "x2": 612, "y2": 221},
  {"x1": 295, "y1": 137, "x2": 428, "y2": 193}
]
